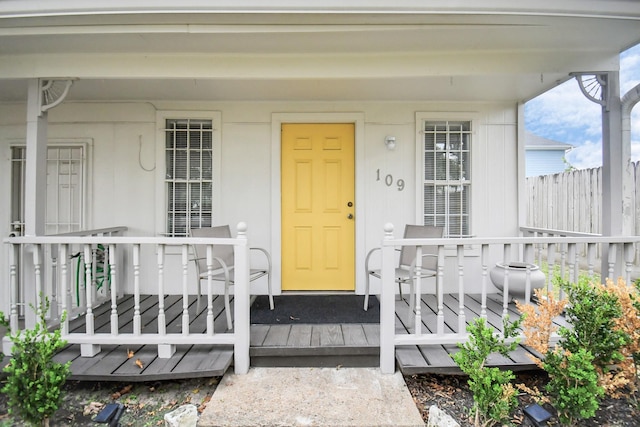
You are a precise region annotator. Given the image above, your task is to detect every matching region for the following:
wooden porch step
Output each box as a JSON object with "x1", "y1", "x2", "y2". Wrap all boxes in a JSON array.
[
  {"x1": 52, "y1": 344, "x2": 233, "y2": 382},
  {"x1": 249, "y1": 323, "x2": 380, "y2": 368}
]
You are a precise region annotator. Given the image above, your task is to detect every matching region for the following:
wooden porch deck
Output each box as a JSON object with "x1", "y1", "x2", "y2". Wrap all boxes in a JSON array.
[{"x1": 2, "y1": 293, "x2": 554, "y2": 381}]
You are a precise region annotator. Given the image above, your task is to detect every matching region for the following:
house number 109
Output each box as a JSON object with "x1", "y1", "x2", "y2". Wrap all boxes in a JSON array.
[{"x1": 376, "y1": 169, "x2": 405, "y2": 191}]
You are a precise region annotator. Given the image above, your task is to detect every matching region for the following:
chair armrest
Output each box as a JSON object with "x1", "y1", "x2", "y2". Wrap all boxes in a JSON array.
[
  {"x1": 408, "y1": 254, "x2": 439, "y2": 270},
  {"x1": 365, "y1": 247, "x2": 381, "y2": 271},
  {"x1": 250, "y1": 247, "x2": 272, "y2": 271},
  {"x1": 365, "y1": 247, "x2": 402, "y2": 271},
  {"x1": 194, "y1": 254, "x2": 231, "y2": 281}
]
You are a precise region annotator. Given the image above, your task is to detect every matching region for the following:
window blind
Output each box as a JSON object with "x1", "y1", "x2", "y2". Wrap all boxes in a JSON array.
[
  {"x1": 423, "y1": 120, "x2": 471, "y2": 237},
  {"x1": 165, "y1": 119, "x2": 213, "y2": 237}
]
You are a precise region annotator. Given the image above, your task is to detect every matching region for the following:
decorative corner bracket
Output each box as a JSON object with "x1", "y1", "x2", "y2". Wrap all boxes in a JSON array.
[
  {"x1": 39, "y1": 79, "x2": 74, "y2": 115},
  {"x1": 570, "y1": 72, "x2": 610, "y2": 111}
]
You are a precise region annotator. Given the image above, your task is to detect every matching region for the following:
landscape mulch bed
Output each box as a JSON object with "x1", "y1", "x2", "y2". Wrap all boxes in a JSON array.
[
  {"x1": 1, "y1": 370, "x2": 639, "y2": 426},
  {"x1": 405, "y1": 370, "x2": 640, "y2": 427}
]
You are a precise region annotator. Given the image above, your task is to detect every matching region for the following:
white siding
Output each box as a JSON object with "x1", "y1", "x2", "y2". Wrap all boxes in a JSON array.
[{"x1": 0, "y1": 100, "x2": 519, "y2": 305}]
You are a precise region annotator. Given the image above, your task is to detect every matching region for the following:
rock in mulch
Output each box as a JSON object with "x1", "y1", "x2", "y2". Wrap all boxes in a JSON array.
[
  {"x1": 427, "y1": 405, "x2": 460, "y2": 427},
  {"x1": 164, "y1": 404, "x2": 197, "y2": 427}
]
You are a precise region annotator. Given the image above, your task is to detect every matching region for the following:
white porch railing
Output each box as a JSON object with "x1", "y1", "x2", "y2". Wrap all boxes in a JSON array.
[
  {"x1": 3, "y1": 223, "x2": 251, "y2": 375},
  {"x1": 50, "y1": 226, "x2": 128, "y2": 322},
  {"x1": 378, "y1": 223, "x2": 640, "y2": 374}
]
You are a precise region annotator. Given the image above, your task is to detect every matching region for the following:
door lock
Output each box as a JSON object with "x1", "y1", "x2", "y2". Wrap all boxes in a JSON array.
[{"x1": 347, "y1": 202, "x2": 353, "y2": 207}]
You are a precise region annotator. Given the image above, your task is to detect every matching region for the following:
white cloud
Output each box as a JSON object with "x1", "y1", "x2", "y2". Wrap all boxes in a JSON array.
[
  {"x1": 621, "y1": 45, "x2": 640, "y2": 94},
  {"x1": 565, "y1": 140, "x2": 602, "y2": 170},
  {"x1": 526, "y1": 43, "x2": 640, "y2": 170}
]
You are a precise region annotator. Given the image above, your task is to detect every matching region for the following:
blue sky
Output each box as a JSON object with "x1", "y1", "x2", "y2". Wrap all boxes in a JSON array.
[{"x1": 525, "y1": 43, "x2": 640, "y2": 170}]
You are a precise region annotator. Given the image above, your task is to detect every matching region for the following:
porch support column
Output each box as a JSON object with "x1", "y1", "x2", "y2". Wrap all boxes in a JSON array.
[
  {"x1": 601, "y1": 72, "x2": 625, "y2": 280},
  {"x1": 233, "y1": 223, "x2": 250, "y2": 375},
  {"x1": 380, "y1": 223, "x2": 396, "y2": 374},
  {"x1": 574, "y1": 71, "x2": 625, "y2": 280},
  {"x1": 23, "y1": 79, "x2": 48, "y2": 328}
]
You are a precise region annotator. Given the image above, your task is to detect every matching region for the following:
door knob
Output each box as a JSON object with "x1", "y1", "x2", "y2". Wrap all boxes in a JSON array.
[{"x1": 347, "y1": 214, "x2": 354, "y2": 219}]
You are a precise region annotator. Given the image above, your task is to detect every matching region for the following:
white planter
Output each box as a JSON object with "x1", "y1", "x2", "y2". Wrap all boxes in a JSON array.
[{"x1": 489, "y1": 261, "x2": 546, "y2": 300}]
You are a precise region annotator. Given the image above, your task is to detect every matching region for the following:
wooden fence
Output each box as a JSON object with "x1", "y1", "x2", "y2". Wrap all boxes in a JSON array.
[{"x1": 525, "y1": 161, "x2": 640, "y2": 235}]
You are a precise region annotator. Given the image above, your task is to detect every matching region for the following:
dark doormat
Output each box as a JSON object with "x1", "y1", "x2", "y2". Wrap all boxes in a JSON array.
[{"x1": 250, "y1": 295, "x2": 380, "y2": 324}]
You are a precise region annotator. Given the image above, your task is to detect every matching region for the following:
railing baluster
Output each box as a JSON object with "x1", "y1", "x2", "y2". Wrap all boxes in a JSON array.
[
  {"x1": 457, "y1": 245, "x2": 465, "y2": 333},
  {"x1": 157, "y1": 244, "x2": 175, "y2": 358},
  {"x1": 81, "y1": 243, "x2": 100, "y2": 357},
  {"x1": 559, "y1": 241, "x2": 567, "y2": 282},
  {"x1": 157, "y1": 244, "x2": 166, "y2": 331},
  {"x1": 436, "y1": 245, "x2": 445, "y2": 335},
  {"x1": 413, "y1": 246, "x2": 422, "y2": 335},
  {"x1": 547, "y1": 243, "x2": 556, "y2": 294},
  {"x1": 524, "y1": 243, "x2": 533, "y2": 304},
  {"x1": 206, "y1": 245, "x2": 214, "y2": 335},
  {"x1": 60, "y1": 244, "x2": 69, "y2": 335},
  {"x1": 109, "y1": 244, "x2": 118, "y2": 335},
  {"x1": 133, "y1": 244, "x2": 142, "y2": 335},
  {"x1": 181, "y1": 244, "x2": 190, "y2": 335},
  {"x1": 50, "y1": 245, "x2": 59, "y2": 321},
  {"x1": 83, "y1": 244, "x2": 94, "y2": 329},
  {"x1": 535, "y1": 231, "x2": 543, "y2": 268},
  {"x1": 624, "y1": 243, "x2": 634, "y2": 285},
  {"x1": 567, "y1": 243, "x2": 577, "y2": 287},
  {"x1": 91, "y1": 245, "x2": 98, "y2": 305},
  {"x1": 480, "y1": 244, "x2": 488, "y2": 319},
  {"x1": 9, "y1": 244, "x2": 19, "y2": 331},
  {"x1": 587, "y1": 242, "x2": 595, "y2": 278},
  {"x1": 607, "y1": 243, "x2": 617, "y2": 281},
  {"x1": 502, "y1": 244, "x2": 509, "y2": 319},
  {"x1": 33, "y1": 244, "x2": 43, "y2": 316}
]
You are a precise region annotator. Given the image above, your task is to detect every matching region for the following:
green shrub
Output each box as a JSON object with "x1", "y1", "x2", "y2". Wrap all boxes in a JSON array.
[
  {"x1": 517, "y1": 276, "x2": 624, "y2": 425},
  {"x1": 453, "y1": 317, "x2": 521, "y2": 427},
  {"x1": 543, "y1": 348, "x2": 603, "y2": 425},
  {"x1": 558, "y1": 276, "x2": 628, "y2": 371},
  {"x1": 2, "y1": 297, "x2": 71, "y2": 427}
]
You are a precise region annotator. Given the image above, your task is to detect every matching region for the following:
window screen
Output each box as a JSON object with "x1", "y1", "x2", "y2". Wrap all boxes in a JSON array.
[
  {"x1": 423, "y1": 121, "x2": 471, "y2": 237},
  {"x1": 165, "y1": 119, "x2": 213, "y2": 237}
]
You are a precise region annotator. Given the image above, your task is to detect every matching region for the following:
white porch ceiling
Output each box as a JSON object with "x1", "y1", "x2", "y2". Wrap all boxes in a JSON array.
[{"x1": 1, "y1": 4, "x2": 639, "y2": 103}]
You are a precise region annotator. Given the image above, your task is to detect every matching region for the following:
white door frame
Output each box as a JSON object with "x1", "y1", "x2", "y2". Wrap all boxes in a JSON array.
[{"x1": 271, "y1": 112, "x2": 366, "y2": 294}]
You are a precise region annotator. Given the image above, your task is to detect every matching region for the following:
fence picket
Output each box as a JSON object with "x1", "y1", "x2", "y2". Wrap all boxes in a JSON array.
[{"x1": 527, "y1": 162, "x2": 640, "y2": 237}]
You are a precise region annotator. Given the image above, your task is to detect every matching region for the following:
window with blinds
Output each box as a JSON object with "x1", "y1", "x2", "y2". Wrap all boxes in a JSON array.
[
  {"x1": 423, "y1": 120, "x2": 471, "y2": 237},
  {"x1": 165, "y1": 118, "x2": 213, "y2": 237}
]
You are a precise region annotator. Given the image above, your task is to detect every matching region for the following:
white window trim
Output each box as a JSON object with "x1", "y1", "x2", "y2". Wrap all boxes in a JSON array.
[
  {"x1": 415, "y1": 112, "x2": 479, "y2": 237},
  {"x1": 155, "y1": 111, "x2": 222, "y2": 237}
]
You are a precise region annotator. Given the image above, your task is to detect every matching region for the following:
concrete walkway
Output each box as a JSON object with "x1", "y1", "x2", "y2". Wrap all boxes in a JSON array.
[{"x1": 198, "y1": 367, "x2": 425, "y2": 426}]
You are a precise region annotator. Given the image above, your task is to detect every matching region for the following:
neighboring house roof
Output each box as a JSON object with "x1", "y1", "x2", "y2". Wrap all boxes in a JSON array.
[
  {"x1": 525, "y1": 132, "x2": 573, "y2": 176},
  {"x1": 525, "y1": 132, "x2": 574, "y2": 151}
]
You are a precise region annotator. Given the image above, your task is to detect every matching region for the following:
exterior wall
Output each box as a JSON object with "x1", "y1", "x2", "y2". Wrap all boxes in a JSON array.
[
  {"x1": 525, "y1": 149, "x2": 568, "y2": 177},
  {"x1": 0, "y1": 100, "x2": 518, "y2": 309}
]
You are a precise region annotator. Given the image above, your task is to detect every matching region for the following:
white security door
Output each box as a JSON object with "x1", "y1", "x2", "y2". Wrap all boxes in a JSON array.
[{"x1": 10, "y1": 145, "x2": 85, "y2": 236}]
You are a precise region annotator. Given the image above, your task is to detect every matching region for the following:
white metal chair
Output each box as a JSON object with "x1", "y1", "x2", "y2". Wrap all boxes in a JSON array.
[
  {"x1": 191, "y1": 225, "x2": 274, "y2": 330},
  {"x1": 364, "y1": 224, "x2": 443, "y2": 320}
]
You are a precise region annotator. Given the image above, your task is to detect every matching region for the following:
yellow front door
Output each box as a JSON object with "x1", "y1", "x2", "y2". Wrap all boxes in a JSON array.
[{"x1": 281, "y1": 123, "x2": 355, "y2": 291}]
